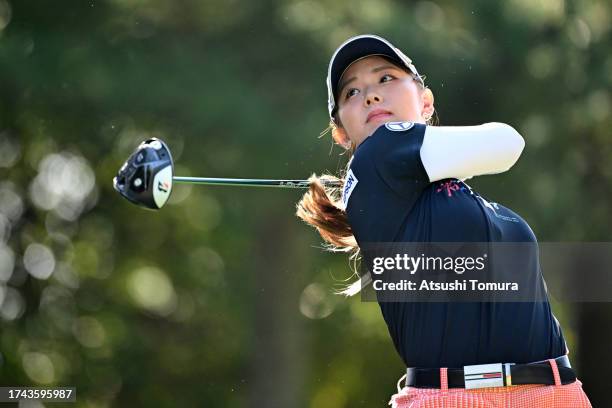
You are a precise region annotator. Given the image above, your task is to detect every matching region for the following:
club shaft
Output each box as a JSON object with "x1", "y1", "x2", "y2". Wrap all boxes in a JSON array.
[{"x1": 173, "y1": 176, "x2": 342, "y2": 189}]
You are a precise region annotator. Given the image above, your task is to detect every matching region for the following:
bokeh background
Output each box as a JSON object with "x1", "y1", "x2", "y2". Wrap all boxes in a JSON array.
[{"x1": 1, "y1": 0, "x2": 611, "y2": 407}]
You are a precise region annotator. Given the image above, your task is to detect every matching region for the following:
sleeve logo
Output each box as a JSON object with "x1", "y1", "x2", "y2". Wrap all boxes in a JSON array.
[
  {"x1": 342, "y1": 169, "x2": 358, "y2": 209},
  {"x1": 385, "y1": 121, "x2": 415, "y2": 131}
]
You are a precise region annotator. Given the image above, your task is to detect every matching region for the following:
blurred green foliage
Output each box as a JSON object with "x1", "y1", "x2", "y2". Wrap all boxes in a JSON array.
[{"x1": 0, "y1": 0, "x2": 611, "y2": 406}]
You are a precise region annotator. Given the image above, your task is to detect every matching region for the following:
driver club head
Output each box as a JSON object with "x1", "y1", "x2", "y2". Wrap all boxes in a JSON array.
[{"x1": 113, "y1": 138, "x2": 174, "y2": 210}]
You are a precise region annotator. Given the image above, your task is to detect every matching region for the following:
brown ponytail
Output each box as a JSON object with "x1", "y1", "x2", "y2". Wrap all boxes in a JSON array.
[
  {"x1": 295, "y1": 172, "x2": 357, "y2": 253},
  {"x1": 296, "y1": 170, "x2": 368, "y2": 297}
]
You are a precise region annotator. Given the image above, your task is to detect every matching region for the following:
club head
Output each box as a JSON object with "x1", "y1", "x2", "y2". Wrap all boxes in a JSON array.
[{"x1": 113, "y1": 138, "x2": 174, "y2": 210}]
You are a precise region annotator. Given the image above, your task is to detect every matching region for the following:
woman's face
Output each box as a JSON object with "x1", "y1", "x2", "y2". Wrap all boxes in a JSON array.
[{"x1": 336, "y1": 55, "x2": 434, "y2": 148}]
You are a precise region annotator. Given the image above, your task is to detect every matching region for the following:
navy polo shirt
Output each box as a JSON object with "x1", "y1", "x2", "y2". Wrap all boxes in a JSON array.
[{"x1": 343, "y1": 122, "x2": 567, "y2": 368}]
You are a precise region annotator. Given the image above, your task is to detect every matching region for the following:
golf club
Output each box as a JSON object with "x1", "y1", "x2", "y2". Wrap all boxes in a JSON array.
[{"x1": 113, "y1": 138, "x2": 343, "y2": 210}]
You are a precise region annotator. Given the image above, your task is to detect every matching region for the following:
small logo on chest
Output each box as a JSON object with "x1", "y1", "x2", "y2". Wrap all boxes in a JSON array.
[
  {"x1": 435, "y1": 180, "x2": 469, "y2": 197},
  {"x1": 385, "y1": 121, "x2": 415, "y2": 131},
  {"x1": 435, "y1": 180, "x2": 520, "y2": 223}
]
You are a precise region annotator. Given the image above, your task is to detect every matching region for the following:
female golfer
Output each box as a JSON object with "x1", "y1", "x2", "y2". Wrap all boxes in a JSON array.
[{"x1": 296, "y1": 34, "x2": 592, "y2": 407}]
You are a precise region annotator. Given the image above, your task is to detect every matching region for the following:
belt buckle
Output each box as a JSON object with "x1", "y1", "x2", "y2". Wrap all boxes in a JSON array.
[{"x1": 463, "y1": 363, "x2": 505, "y2": 389}]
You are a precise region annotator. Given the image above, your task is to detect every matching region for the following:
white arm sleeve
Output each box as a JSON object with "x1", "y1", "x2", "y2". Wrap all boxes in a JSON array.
[{"x1": 419, "y1": 122, "x2": 525, "y2": 183}]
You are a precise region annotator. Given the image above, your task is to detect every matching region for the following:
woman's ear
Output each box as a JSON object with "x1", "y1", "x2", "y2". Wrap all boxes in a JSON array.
[
  {"x1": 421, "y1": 88, "x2": 435, "y2": 120},
  {"x1": 332, "y1": 124, "x2": 352, "y2": 150}
]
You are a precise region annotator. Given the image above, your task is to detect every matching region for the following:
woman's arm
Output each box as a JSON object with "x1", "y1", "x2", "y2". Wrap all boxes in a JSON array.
[{"x1": 419, "y1": 122, "x2": 525, "y2": 182}]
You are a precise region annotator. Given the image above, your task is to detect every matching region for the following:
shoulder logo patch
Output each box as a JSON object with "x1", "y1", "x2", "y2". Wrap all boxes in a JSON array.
[
  {"x1": 342, "y1": 169, "x2": 358, "y2": 209},
  {"x1": 385, "y1": 121, "x2": 415, "y2": 132}
]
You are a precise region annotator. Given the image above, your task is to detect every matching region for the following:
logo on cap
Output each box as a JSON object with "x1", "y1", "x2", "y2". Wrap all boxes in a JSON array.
[{"x1": 385, "y1": 121, "x2": 415, "y2": 132}]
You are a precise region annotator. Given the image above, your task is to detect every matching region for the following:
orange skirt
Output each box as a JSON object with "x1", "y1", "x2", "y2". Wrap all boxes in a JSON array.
[{"x1": 389, "y1": 359, "x2": 592, "y2": 408}]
